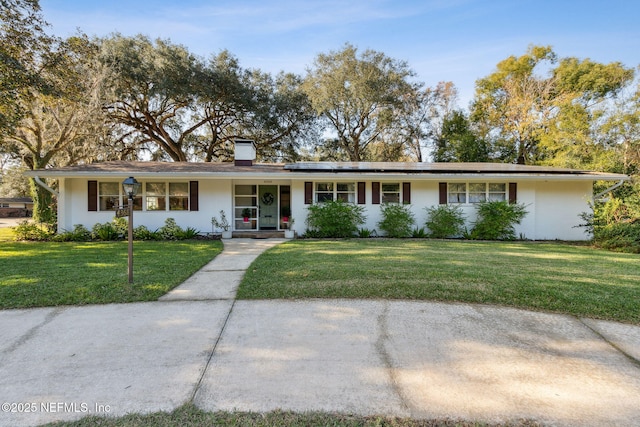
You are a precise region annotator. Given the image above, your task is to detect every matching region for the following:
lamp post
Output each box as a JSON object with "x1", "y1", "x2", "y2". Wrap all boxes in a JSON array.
[{"x1": 122, "y1": 177, "x2": 140, "y2": 283}]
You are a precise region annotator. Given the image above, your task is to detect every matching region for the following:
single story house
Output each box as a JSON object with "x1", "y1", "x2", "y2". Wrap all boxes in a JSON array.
[
  {"x1": 0, "y1": 197, "x2": 33, "y2": 218},
  {"x1": 27, "y1": 140, "x2": 629, "y2": 240}
]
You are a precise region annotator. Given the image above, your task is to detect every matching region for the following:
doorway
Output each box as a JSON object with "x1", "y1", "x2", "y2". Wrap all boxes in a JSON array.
[{"x1": 258, "y1": 185, "x2": 278, "y2": 230}]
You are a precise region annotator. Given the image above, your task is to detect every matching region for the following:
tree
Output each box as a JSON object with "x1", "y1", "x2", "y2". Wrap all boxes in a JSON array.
[
  {"x1": 435, "y1": 110, "x2": 489, "y2": 162},
  {"x1": 471, "y1": 45, "x2": 557, "y2": 164},
  {"x1": 0, "y1": 156, "x2": 30, "y2": 197},
  {"x1": 232, "y1": 70, "x2": 317, "y2": 162},
  {"x1": 0, "y1": 0, "x2": 52, "y2": 138},
  {"x1": 472, "y1": 45, "x2": 636, "y2": 167},
  {"x1": 100, "y1": 35, "x2": 206, "y2": 162},
  {"x1": 599, "y1": 84, "x2": 640, "y2": 175},
  {"x1": 302, "y1": 43, "x2": 415, "y2": 161},
  {"x1": 384, "y1": 81, "x2": 458, "y2": 162},
  {"x1": 102, "y1": 36, "x2": 315, "y2": 162},
  {"x1": 539, "y1": 58, "x2": 636, "y2": 170},
  {"x1": 2, "y1": 35, "x2": 112, "y2": 222}
]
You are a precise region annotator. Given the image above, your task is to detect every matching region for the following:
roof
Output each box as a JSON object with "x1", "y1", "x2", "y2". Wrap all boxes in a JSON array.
[
  {"x1": 25, "y1": 160, "x2": 630, "y2": 181},
  {"x1": 0, "y1": 197, "x2": 33, "y2": 203},
  {"x1": 284, "y1": 162, "x2": 619, "y2": 175}
]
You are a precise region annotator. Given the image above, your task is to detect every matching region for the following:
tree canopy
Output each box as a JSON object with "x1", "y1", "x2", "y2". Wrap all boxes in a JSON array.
[
  {"x1": 302, "y1": 43, "x2": 417, "y2": 161},
  {"x1": 471, "y1": 45, "x2": 635, "y2": 167},
  {"x1": 1, "y1": 2, "x2": 639, "y2": 224}
]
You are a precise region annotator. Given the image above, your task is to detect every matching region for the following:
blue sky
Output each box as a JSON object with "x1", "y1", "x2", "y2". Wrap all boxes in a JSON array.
[{"x1": 40, "y1": 0, "x2": 639, "y2": 107}]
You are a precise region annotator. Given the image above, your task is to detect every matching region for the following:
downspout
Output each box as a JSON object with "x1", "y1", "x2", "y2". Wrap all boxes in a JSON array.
[
  {"x1": 593, "y1": 179, "x2": 625, "y2": 202},
  {"x1": 33, "y1": 176, "x2": 59, "y2": 196}
]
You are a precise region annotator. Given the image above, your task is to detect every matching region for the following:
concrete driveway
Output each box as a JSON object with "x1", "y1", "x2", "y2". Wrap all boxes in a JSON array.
[
  {"x1": 0, "y1": 217, "x2": 28, "y2": 228},
  {"x1": 1, "y1": 239, "x2": 639, "y2": 427}
]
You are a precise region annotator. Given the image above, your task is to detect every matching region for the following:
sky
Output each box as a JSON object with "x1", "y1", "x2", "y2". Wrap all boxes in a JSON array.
[{"x1": 39, "y1": 0, "x2": 639, "y2": 107}]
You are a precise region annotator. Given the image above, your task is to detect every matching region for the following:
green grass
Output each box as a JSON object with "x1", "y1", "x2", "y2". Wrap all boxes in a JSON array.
[
  {"x1": 0, "y1": 240, "x2": 223, "y2": 308},
  {"x1": 238, "y1": 239, "x2": 640, "y2": 324},
  {"x1": 0, "y1": 227, "x2": 14, "y2": 241},
  {"x1": 44, "y1": 403, "x2": 540, "y2": 427}
]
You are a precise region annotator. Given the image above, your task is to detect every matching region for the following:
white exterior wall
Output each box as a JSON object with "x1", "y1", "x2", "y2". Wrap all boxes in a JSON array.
[
  {"x1": 60, "y1": 178, "x2": 233, "y2": 234},
  {"x1": 533, "y1": 181, "x2": 592, "y2": 240},
  {"x1": 58, "y1": 176, "x2": 594, "y2": 240},
  {"x1": 289, "y1": 178, "x2": 594, "y2": 241}
]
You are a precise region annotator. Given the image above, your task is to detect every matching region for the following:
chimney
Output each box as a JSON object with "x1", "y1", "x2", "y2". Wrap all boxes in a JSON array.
[{"x1": 234, "y1": 138, "x2": 256, "y2": 166}]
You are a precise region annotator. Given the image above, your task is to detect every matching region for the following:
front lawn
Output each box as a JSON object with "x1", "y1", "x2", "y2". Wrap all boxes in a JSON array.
[
  {"x1": 0, "y1": 240, "x2": 223, "y2": 308},
  {"x1": 238, "y1": 240, "x2": 640, "y2": 324},
  {"x1": 43, "y1": 404, "x2": 538, "y2": 427}
]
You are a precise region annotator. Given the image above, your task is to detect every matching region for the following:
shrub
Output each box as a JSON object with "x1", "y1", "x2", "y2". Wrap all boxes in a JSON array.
[
  {"x1": 593, "y1": 221, "x2": 640, "y2": 253},
  {"x1": 12, "y1": 220, "x2": 54, "y2": 241},
  {"x1": 92, "y1": 221, "x2": 124, "y2": 241},
  {"x1": 425, "y1": 205, "x2": 466, "y2": 238},
  {"x1": 412, "y1": 227, "x2": 427, "y2": 238},
  {"x1": 358, "y1": 228, "x2": 373, "y2": 238},
  {"x1": 53, "y1": 224, "x2": 92, "y2": 242},
  {"x1": 134, "y1": 225, "x2": 160, "y2": 240},
  {"x1": 470, "y1": 201, "x2": 528, "y2": 240},
  {"x1": 158, "y1": 218, "x2": 183, "y2": 240},
  {"x1": 377, "y1": 203, "x2": 415, "y2": 238},
  {"x1": 581, "y1": 195, "x2": 640, "y2": 253},
  {"x1": 305, "y1": 200, "x2": 366, "y2": 238},
  {"x1": 174, "y1": 226, "x2": 199, "y2": 240}
]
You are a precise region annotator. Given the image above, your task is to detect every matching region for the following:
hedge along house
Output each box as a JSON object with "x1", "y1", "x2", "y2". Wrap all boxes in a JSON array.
[{"x1": 27, "y1": 139, "x2": 629, "y2": 240}]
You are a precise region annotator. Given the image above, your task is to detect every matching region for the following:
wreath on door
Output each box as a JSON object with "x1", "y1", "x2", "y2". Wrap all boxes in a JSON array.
[{"x1": 261, "y1": 192, "x2": 275, "y2": 205}]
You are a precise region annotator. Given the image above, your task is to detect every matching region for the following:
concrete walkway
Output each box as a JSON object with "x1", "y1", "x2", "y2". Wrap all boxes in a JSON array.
[{"x1": 1, "y1": 239, "x2": 639, "y2": 427}]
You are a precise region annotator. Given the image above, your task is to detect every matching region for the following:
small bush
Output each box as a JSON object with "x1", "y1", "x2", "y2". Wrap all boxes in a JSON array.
[
  {"x1": 305, "y1": 200, "x2": 366, "y2": 238},
  {"x1": 92, "y1": 220, "x2": 125, "y2": 241},
  {"x1": 358, "y1": 228, "x2": 373, "y2": 238},
  {"x1": 12, "y1": 220, "x2": 54, "y2": 241},
  {"x1": 134, "y1": 225, "x2": 160, "y2": 240},
  {"x1": 425, "y1": 205, "x2": 466, "y2": 238},
  {"x1": 593, "y1": 221, "x2": 640, "y2": 253},
  {"x1": 377, "y1": 203, "x2": 415, "y2": 238},
  {"x1": 175, "y1": 226, "x2": 199, "y2": 240},
  {"x1": 158, "y1": 218, "x2": 183, "y2": 240},
  {"x1": 412, "y1": 227, "x2": 427, "y2": 238},
  {"x1": 53, "y1": 224, "x2": 92, "y2": 242},
  {"x1": 470, "y1": 201, "x2": 528, "y2": 240}
]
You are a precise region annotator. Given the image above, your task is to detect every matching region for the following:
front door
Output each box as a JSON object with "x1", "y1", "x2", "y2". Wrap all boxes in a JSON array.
[{"x1": 259, "y1": 185, "x2": 278, "y2": 230}]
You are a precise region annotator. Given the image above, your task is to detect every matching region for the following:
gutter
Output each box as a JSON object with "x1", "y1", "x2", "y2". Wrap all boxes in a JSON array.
[
  {"x1": 593, "y1": 179, "x2": 626, "y2": 202},
  {"x1": 33, "y1": 176, "x2": 59, "y2": 196}
]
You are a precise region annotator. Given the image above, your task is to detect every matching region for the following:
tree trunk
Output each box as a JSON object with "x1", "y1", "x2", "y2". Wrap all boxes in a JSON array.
[{"x1": 29, "y1": 178, "x2": 56, "y2": 224}]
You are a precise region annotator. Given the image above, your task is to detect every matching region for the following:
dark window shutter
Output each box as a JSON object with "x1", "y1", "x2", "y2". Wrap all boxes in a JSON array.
[
  {"x1": 439, "y1": 182, "x2": 447, "y2": 205},
  {"x1": 371, "y1": 182, "x2": 380, "y2": 204},
  {"x1": 88, "y1": 180, "x2": 97, "y2": 211},
  {"x1": 189, "y1": 181, "x2": 199, "y2": 211},
  {"x1": 357, "y1": 182, "x2": 366, "y2": 204},
  {"x1": 304, "y1": 182, "x2": 313, "y2": 204},
  {"x1": 509, "y1": 182, "x2": 517, "y2": 204},
  {"x1": 402, "y1": 182, "x2": 411, "y2": 204}
]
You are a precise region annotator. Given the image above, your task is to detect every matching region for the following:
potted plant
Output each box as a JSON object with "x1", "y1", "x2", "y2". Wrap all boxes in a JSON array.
[
  {"x1": 211, "y1": 210, "x2": 232, "y2": 239},
  {"x1": 284, "y1": 217, "x2": 295, "y2": 239},
  {"x1": 281, "y1": 206, "x2": 291, "y2": 223},
  {"x1": 241, "y1": 208, "x2": 252, "y2": 223}
]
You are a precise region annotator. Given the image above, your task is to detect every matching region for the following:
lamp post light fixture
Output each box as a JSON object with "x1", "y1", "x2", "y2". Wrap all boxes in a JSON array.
[{"x1": 122, "y1": 177, "x2": 141, "y2": 283}]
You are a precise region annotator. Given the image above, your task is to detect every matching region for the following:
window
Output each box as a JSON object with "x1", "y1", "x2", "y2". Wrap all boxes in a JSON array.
[
  {"x1": 448, "y1": 183, "x2": 507, "y2": 204},
  {"x1": 145, "y1": 183, "x2": 166, "y2": 211},
  {"x1": 315, "y1": 182, "x2": 334, "y2": 202},
  {"x1": 381, "y1": 183, "x2": 400, "y2": 203},
  {"x1": 336, "y1": 183, "x2": 355, "y2": 203},
  {"x1": 448, "y1": 183, "x2": 466, "y2": 204},
  {"x1": 98, "y1": 182, "x2": 120, "y2": 211},
  {"x1": 169, "y1": 183, "x2": 189, "y2": 210},
  {"x1": 315, "y1": 182, "x2": 356, "y2": 203},
  {"x1": 488, "y1": 183, "x2": 507, "y2": 201},
  {"x1": 469, "y1": 183, "x2": 486, "y2": 203}
]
